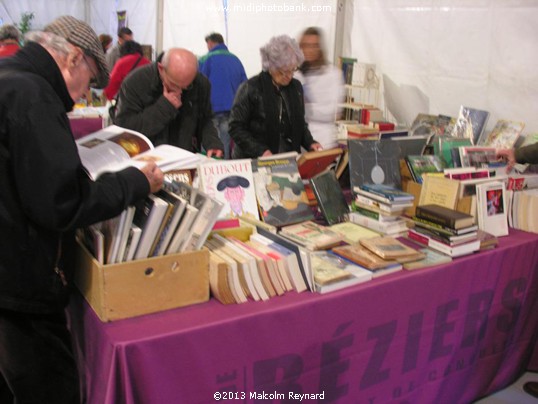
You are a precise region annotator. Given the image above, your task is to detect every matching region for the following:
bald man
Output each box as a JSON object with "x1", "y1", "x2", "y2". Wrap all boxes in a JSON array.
[{"x1": 114, "y1": 48, "x2": 224, "y2": 157}]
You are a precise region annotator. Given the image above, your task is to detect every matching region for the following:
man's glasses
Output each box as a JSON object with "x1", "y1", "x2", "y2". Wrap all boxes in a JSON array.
[{"x1": 82, "y1": 54, "x2": 98, "y2": 81}]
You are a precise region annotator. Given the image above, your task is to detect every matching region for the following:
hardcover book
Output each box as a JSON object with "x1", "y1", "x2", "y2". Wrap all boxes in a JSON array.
[
  {"x1": 310, "y1": 251, "x2": 372, "y2": 294},
  {"x1": 133, "y1": 194, "x2": 170, "y2": 260},
  {"x1": 407, "y1": 229, "x2": 481, "y2": 257},
  {"x1": 410, "y1": 113, "x2": 454, "y2": 137},
  {"x1": 309, "y1": 170, "x2": 349, "y2": 225},
  {"x1": 405, "y1": 155, "x2": 446, "y2": 184},
  {"x1": 477, "y1": 119, "x2": 525, "y2": 149},
  {"x1": 198, "y1": 159, "x2": 259, "y2": 220},
  {"x1": 451, "y1": 106, "x2": 490, "y2": 145},
  {"x1": 359, "y1": 236, "x2": 425, "y2": 260},
  {"x1": 437, "y1": 137, "x2": 472, "y2": 168},
  {"x1": 458, "y1": 146, "x2": 500, "y2": 168},
  {"x1": 252, "y1": 156, "x2": 314, "y2": 227},
  {"x1": 297, "y1": 148, "x2": 343, "y2": 179},
  {"x1": 331, "y1": 244, "x2": 400, "y2": 271},
  {"x1": 401, "y1": 247, "x2": 453, "y2": 270},
  {"x1": 415, "y1": 204, "x2": 475, "y2": 230},
  {"x1": 356, "y1": 183, "x2": 414, "y2": 203},
  {"x1": 348, "y1": 139, "x2": 402, "y2": 189}
]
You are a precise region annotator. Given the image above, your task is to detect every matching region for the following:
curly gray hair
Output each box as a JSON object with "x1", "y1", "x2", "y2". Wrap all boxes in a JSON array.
[
  {"x1": 260, "y1": 35, "x2": 304, "y2": 71},
  {"x1": 0, "y1": 24, "x2": 21, "y2": 42}
]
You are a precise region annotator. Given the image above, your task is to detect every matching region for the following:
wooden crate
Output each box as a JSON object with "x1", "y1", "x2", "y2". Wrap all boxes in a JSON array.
[{"x1": 74, "y1": 241, "x2": 209, "y2": 321}]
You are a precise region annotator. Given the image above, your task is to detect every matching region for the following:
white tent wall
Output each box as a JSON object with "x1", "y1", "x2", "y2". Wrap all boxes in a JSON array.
[
  {"x1": 162, "y1": 0, "x2": 338, "y2": 78},
  {"x1": 0, "y1": 1, "x2": 84, "y2": 28},
  {"x1": 88, "y1": 0, "x2": 157, "y2": 56},
  {"x1": 345, "y1": 0, "x2": 538, "y2": 135}
]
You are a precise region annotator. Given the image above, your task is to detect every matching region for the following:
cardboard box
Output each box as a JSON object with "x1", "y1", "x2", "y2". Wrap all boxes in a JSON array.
[{"x1": 74, "y1": 241, "x2": 209, "y2": 322}]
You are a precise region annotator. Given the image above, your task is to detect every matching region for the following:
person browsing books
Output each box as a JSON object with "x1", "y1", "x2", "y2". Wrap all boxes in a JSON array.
[
  {"x1": 496, "y1": 143, "x2": 538, "y2": 172},
  {"x1": 113, "y1": 48, "x2": 224, "y2": 158},
  {"x1": 229, "y1": 35, "x2": 322, "y2": 158},
  {"x1": 295, "y1": 27, "x2": 345, "y2": 149},
  {"x1": 199, "y1": 32, "x2": 247, "y2": 159},
  {"x1": 0, "y1": 15, "x2": 163, "y2": 403}
]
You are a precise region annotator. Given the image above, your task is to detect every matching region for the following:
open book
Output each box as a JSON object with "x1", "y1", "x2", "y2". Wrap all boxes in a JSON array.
[{"x1": 76, "y1": 125, "x2": 203, "y2": 179}]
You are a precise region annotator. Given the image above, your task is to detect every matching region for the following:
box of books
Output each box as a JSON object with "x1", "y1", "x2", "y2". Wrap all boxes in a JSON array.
[{"x1": 74, "y1": 240, "x2": 209, "y2": 322}]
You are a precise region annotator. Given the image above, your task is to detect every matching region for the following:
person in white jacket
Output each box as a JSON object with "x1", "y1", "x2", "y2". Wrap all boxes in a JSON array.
[{"x1": 295, "y1": 27, "x2": 345, "y2": 150}]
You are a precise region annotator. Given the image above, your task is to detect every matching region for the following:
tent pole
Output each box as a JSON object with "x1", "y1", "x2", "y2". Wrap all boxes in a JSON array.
[
  {"x1": 156, "y1": 0, "x2": 164, "y2": 56},
  {"x1": 333, "y1": 0, "x2": 347, "y2": 64}
]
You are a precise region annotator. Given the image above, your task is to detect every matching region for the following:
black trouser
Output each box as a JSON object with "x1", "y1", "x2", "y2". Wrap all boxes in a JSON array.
[{"x1": 0, "y1": 308, "x2": 80, "y2": 404}]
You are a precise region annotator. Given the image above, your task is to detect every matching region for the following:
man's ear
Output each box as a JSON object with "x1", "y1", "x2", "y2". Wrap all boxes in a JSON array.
[{"x1": 66, "y1": 47, "x2": 84, "y2": 69}]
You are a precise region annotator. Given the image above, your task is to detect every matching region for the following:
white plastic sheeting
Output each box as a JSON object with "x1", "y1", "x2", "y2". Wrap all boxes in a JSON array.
[
  {"x1": 1, "y1": 0, "x2": 537, "y2": 134},
  {"x1": 346, "y1": 0, "x2": 538, "y2": 134},
  {"x1": 162, "y1": 0, "x2": 338, "y2": 76}
]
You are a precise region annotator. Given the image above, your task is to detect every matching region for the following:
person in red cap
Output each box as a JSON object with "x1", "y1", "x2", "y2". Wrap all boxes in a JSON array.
[
  {"x1": 0, "y1": 15, "x2": 163, "y2": 403},
  {"x1": 0, "y1": 24, "x2": 21, "y2": 57}
]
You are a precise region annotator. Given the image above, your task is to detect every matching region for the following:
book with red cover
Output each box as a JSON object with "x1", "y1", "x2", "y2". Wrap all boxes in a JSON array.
[{"x1": 297, "y1": 148, "x2": 343, "y2": 179}]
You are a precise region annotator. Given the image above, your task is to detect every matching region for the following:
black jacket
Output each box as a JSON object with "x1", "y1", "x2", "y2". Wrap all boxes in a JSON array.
[
  {"x1": 229, "y1": 71, "x2": 315, "y2": 158},
  {"x1": 114, "y1": 62, "x2": 223, "y2": 153},
  {"x1": 0, "y1": 42, "x2": 149, "y2": 314}
]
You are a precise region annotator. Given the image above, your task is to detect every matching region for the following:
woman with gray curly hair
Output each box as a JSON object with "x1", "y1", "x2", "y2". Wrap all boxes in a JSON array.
[
  {"x1": 0, "y1": 24, "x2": 21, "y2": 57},
  {"x1": 229, "y1": 34, "x2": 321, "y2": 158}
]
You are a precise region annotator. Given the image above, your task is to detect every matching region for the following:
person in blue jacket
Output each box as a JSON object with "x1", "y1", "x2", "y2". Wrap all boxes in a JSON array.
[{"x1": 199, "y1": 32, "x2": 247, "y2": 159}]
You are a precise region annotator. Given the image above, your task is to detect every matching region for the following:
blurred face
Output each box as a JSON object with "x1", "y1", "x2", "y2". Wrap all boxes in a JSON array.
[
  {"x1": 269, "y1": 65, "x2": 298, "y2": 87},
  {"x1": 158, "y1": 63, "x2": 194, "y2": 96},
  {"x1": 300, "y1": 34, "x2": 321, "y2": 63}
]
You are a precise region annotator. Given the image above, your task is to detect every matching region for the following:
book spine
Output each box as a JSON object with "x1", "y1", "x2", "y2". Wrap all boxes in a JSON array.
[
  {"x1": 407, "y1": 230, "x2": 451, "y2": 255},
  {"x1": 415, "y1": 206, "x2": 456, "y2": 229},
  {"x1": 355, "y1": 206, "x2": 380, "y2": 221},
  {"x1": 412, "y1": 217, "x2": 458, "y2": 235}
]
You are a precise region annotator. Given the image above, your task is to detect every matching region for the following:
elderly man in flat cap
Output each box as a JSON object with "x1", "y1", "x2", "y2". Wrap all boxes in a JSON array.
[{"x1": 0, "y1": 15, "x2": 163, "y2": 403}]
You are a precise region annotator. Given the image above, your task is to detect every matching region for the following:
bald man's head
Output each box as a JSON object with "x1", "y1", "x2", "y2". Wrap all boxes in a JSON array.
[{"x1": 158, "y1": 48, "x2": 198, "y2": 94}]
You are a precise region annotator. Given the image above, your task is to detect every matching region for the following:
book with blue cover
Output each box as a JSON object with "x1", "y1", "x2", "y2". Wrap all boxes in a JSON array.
[{"x1": 355, "y1": 183, "x2": 414, "y2": 203}]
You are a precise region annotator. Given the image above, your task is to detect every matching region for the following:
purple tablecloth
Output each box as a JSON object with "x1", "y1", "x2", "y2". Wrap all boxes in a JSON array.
[{"x1": 69, "y1": 228, "x2": 538, "y2": 404}]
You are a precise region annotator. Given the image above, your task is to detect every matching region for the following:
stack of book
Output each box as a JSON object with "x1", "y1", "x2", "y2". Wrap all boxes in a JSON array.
[
  {"x1": 408, "y1": 204, "x2": 480, "y2": 257},
  {"x1": 331, "y1": 236, "x2": 425, "y2": 278},
  {"x1": 351, "y1": 184, "x2": 414, "y2": 235}
]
